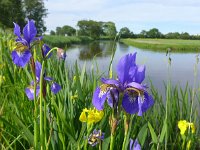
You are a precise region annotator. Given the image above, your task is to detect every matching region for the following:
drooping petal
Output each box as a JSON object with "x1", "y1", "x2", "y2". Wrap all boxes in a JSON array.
[
  {"x1": 129, "y1": 138, "x2": 141, "y2": 150},
  {"x1": 101, "y1": 78, "x2": 119, "y2": 87},
  {"x1": 44, "y1": 76, "x2": 53, "y2": 81},
  {"x1": 135, "y1": 65, "x2": 145, "y2": 83},
  {"x1": 122, "y1": 93, "x2": 139, "y2": 114},
  {"x1": 141, "y1": 92, "x2": 154, "y2": 113},
  {"x1": 137, "y1": 96, "x2": 143, "y2": 116},
  {"x1": 35, "y1": 61, "x2": 42, "y2": 81},
  {"x1": 133, "y1": 139, "x2": 141, "y2": 150},
  {"x1": 107, "y1": 89, "x2": 119, "y2": 108},
  {"x1": 13, "y1": 22, "x2": 22, "y2": 40},
  {"x1": 117, "y1": 53, "x2": 137, "y2": 84},
  {"x1": 42, "y1": 44, "x2": 52, "y2": 58},
  {"x1": 129, "y1": 139, "x2": 134, "y2": 150},
  {"x1": 25, "y1": 86, "x2": 40, "y2": 100},
  {"x1": 23, "y1": 20, "x2": 37, "y2": 43},
  {"x1": 51, "y1": 82, "x2": 61, "y2": 94},
  {"x1": 11, "y1": 50, "x2": 32, "y2": 67},
  {"x1": 92, "y1": 87, "x2": 107, "y2": 110},
  {"x1": 127, "y1": 82, "x2": 146, "y2": 91}
]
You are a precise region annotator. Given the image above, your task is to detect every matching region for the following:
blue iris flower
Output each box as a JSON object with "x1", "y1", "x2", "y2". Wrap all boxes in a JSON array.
[
  {"x1": 92, "y1": 53, "x2": 154, "y2": 116},
  {"x1": 11, "y1": 20, "x2": 37, "y2": 67},
  {"x1": 25, "y1": 61, "x2": 61, "y2": 100}
]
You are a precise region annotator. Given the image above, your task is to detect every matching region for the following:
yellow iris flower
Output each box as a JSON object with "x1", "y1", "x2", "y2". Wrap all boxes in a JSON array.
[
  {"x1": 79, "y1": 108, "x2": 104, "y2": 124},
  {"x1": 178, "y1": 120, "x2": 195, "y2": 135}
]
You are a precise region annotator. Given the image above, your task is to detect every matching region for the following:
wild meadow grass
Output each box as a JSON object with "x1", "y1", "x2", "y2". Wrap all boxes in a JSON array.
[
  {"x1": 43, "y1": 35, "x2": 93, "y2": 48},
  {"x1": 121, "y1": 38, "x2": 200, "y2": 52},
  {"x1": 0, "y1": 27, "x2": 200, "y2": 150}
]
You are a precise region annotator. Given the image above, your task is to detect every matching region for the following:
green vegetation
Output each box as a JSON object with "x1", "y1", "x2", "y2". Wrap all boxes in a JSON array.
[
  {"x1": 121, "y1": 38, "x2": 200, "y2": 52},
  {"x1": 1, "y1": 30, "x2": 200, "y2": 149},
  {"x1": 43, "y1": 35, "x2": 93, "y2": 48},
  {"x1": 0, "y1": 0, "x2": 47, "y2": 33}
]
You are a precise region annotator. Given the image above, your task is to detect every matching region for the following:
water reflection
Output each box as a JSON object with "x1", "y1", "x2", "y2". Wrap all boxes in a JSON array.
[{"x1": 78, "y1": 41, "x2": 116, "y2": 60}]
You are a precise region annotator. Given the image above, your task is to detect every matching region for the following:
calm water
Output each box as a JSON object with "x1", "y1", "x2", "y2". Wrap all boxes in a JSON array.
[{"x1": 65, "y1": 41, "x2": 200, "y2": 93}]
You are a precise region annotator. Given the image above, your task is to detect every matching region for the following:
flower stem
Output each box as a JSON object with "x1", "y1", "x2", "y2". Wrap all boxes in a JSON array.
[
  {"x1": 39, "y1": 61, "x2": 45, "y2": 149},
  {"x1": 109, "y1": 109, "x2": 117, "y2": 150},
  {"x1": 30, "y1": 56, "x2": 38, "y2": 149},
  {"x1": 122, "y1": 114, "x2": 129, "y2": 150}
]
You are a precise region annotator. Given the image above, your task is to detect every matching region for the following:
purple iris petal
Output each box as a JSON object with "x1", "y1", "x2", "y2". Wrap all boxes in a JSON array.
[
  {"x1": 130, "y1": 139, "x2": 141, "y2": 150},
  {"x1": 117, "y1": 53, "x2": 137, "y2": 84},
  {"x1": 92, "y1": 87, "x2": 107, "y2": 110},
  {"x1": 25, "y1": 86, "x2": 40, "y2": 100},
  {"x1": 101, "y1": 78, "x2": 119, "y2": 87},
  {"x1": 23, "y1": 20, "x2": 37, "y2": 43},
  {"x1": 135, "y1": 65, "x2": 145, "y2": 84},
  {"x1": 137, "y1": 96, "x2": 143, "y2": 116},
  {"x1": 44, "y1": 76, "x2": 53, "y2": 81},
  {"x1": 107, "y1": 89, "x2": 119, "y2": 108},
  {"x1": 141, "y1": 92, "x2": 154, "y2": 113},
  {"x1": 51, "y1": 82, "x2": 61, "y2": 94},
  {"x1": 11, "y1": 50, "x2": 32, "y2": 67},
  {"x1": 122, "y1": 94, "x2": 139, "y2": 114},
  {"x1": 88, "y1": 129, "x2": 105, "y2": 146},
  {"x1": 42, "y1": 44, "x2": 52, "y2": 58},
  {"x1": 13, "y1": 23, "x2": 22, "y2": 40},
  {"x1": 127, "y1": 82, "x2": 146, "y2": 91},
  {"x1": 35, "y1": 61, "x2": 42, "y2": 81}
]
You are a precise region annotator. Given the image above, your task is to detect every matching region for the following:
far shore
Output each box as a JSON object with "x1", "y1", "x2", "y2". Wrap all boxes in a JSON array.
[{"x1": 121, "y1": 38, "x2": 200, "y2": 52}]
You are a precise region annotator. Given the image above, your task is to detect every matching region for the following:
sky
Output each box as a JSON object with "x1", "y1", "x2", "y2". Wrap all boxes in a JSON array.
[{"x1": 44, "y1": 0, "x2": 200, "y2": 35}]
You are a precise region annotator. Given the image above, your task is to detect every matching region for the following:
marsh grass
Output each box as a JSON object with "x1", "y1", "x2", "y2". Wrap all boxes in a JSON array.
[
  {"x1": 43, "y1": 35, "x2": 93, "y2": 48},
  {"x1": 0, "y1": 32, "x2": 200, "y2": 149}
]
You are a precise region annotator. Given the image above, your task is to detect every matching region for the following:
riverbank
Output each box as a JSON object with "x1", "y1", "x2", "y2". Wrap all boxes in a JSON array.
[
  {"x1": 121, "y1": 38, "x2": 200, "y2": 52},
  {"x1": 43, "y1": 35, "x2": 93, "y2": 48}
]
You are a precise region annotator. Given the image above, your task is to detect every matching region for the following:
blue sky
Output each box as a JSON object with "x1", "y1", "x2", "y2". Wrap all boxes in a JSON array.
[{"x1": 45, "y1": 0, "x2": 200, "y2": 34}]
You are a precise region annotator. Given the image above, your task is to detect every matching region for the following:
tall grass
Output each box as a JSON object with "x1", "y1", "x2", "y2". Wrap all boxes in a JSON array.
[{"x1": 0, "y1": 31, "x2": 200, "y2": 149}]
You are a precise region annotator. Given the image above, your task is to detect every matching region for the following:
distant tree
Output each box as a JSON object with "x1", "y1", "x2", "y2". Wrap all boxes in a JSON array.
[
  {"x1": 77, "y1": 20, "x2": 102, "y2": 39},
  {"x1": 146, "y1": 28, "x2": 163, "y2": 38},
  {"x1": 50, "y1": 30, "x2": 56, "y2": 35},
  {"x1": 0, "y1": 0, "x2": 25, "y2": 28},
  {"x1": 165, "y1": 32, "x2": 180, "y2": 39},
  {"x1": 56, "y1": 27, "x2": 63, "y2": 35},
  {"x1": 119, "y1": 27, "x2": 134, "y2": 38},
  {"x1": 62, "y1": 25, "x2": 76, "y2": 36},
  {"x1": 101, "y1": 21, "x2": 117, "y2": 38},
  {"x1": 139, "y1": 30, "x2": 148, "y2": 38},
  {"x1": 23, "y1": 0, "x2": 48, "y2": 34},
  {"x1": 180, "y1": 32, "x2": 190, "y2": 39}
]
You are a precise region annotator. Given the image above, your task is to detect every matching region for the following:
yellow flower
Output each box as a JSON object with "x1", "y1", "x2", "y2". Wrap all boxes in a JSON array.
[
  {"x1": 178, "y1": 120, "x2": 195, "y2": 135},
  {"x1": 188, "y1": 123, "x2": 195, "y2": 133},
  {"x1": 0, "y1": 75, "x2": 5, "y2": 85},
  {"x1": 79, "y1": 108, "x2": 104, "y2": 124},
  {"x1": 178, "y1": 120, "x2": 188, "y2": 135},
  {"x1": 70, "y1": 95, "x2": 78, "y2": 101}
]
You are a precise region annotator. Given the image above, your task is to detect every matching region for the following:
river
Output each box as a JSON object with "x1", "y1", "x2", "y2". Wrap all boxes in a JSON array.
[{"x1": 65, "y1": 40, "x2": 200, "y2": 94}]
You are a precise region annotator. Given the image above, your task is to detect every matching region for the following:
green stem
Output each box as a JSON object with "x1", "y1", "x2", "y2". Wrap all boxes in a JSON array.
[
  {"x1": 30, "y1": 55, "x2": 38, "y2": 149},
  {"x1": 110, "y1": 109, "x2": 116, "y2": 150},
  {"x1": 122, "y1": 114, "x2": 129, "y2": 150},
  {"x1": 40, "y1": 61, "x2": 45, "y2": 150},
  {"x1": 44, "y1": 98, "x2": 47, "y2": 146}
]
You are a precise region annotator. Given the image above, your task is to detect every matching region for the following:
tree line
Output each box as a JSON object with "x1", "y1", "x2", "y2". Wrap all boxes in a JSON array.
[
  {"x1": 51, "y1": 20, "x2": 200, "y2": 40},
  {"x1": 0, "y1": 0, "x2": 47, "y2": 34}
]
